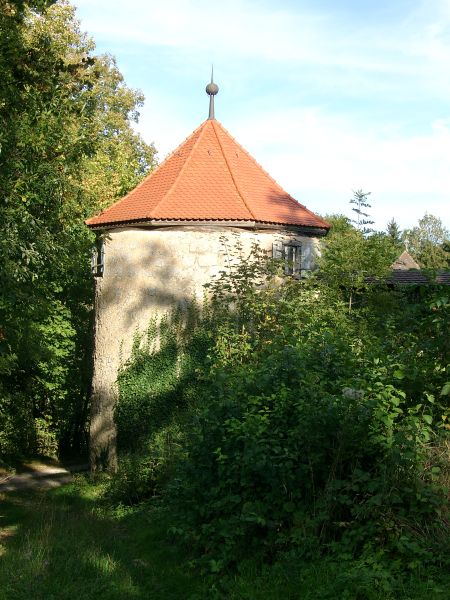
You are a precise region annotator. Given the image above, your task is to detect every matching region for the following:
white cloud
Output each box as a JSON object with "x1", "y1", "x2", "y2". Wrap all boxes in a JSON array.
[
  {"x1": 230, "y1": 108, "x2": 450, "y2": 229},
  {"x1": 75, "y1": 0, "x2": 323, "y2": 59},
  {"x1": 74, "y1": 0, "x2": 450, "y2": 75},
  {"x1": 135, "y1": 102, "x2": 450, "y2": 231},
  {"x1": 73, "y1": 0, "x2": 450, "y2": 230}
]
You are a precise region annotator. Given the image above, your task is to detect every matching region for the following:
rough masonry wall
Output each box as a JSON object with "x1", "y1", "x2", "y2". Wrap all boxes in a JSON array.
[{"x1": 89, "y1": 225, "x2": 319, "y2": 470}]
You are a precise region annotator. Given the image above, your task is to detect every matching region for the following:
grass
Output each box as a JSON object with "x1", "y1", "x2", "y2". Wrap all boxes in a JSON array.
[
  {"x1": 0, "y1": 476, "x2": 205, "y2": 599},
  {"x1": 0, "y1": 476, "x2": 449, "y2": 599}
]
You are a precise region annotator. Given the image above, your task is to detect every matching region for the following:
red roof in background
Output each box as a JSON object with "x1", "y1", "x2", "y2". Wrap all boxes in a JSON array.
[{"x1": 86, "y1": 119, "x2": 330, "y2": 230}]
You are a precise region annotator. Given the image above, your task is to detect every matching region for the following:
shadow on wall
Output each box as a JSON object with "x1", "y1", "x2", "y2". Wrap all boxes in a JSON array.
[
  {"x1": 111, "y1": 304, "x2": 211, "y2": 502},
  {"x1": 89, "y1": 379, "x2": 120, "y2": 472},
  {"x1": 115, "y1": 314, "x2": 206, "y2": 453},
  {"x1": 100, "y1": 233, "x2": 193, "y2": 331},
  {"x1": 100, "y1": 227, "x2": 251, "y2": 334},
  {"x1": 90, "y1": 228, "x2": 223, "y2": 471}
]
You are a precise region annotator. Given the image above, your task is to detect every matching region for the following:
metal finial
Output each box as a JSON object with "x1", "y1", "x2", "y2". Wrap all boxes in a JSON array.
[{"x1": 205, "y1": 66, "x2": 218, "y2": 120}]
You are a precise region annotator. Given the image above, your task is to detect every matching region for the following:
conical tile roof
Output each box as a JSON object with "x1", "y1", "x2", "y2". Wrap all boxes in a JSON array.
[{"x1": 86, "y1": 119, "x2": 330, "y2": 230}]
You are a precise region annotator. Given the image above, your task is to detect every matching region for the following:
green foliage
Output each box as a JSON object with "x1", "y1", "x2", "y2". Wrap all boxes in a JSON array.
[
  {"x1": 2, "y1": 479, "x2": 448, "y2": 600},
  {"x1": 168, "y1": 251, "x2": 448, "y2": 571},
  {"x1": 403, "y1": 213, "x2": 450, "y2": 270},
  {"x1": 111, "y1": 306, "x2": 212, "y2": 501},
  {"x1": 386, "y1": 218, "x2": 403, "y2": 248},
  {"x1": 318, "y1": 215, "x2": 398, "y2": 310},
  {"x1": 100, "y1": 211, "x2": 450, "y2": 600},
  {"x1": 0, "y1": 389, "x2": 34, "y2": 458},
  {"x1": 349, "y1": 189, "x2": 374, "y2": 235},
  {"x1": 0, "y1": 0, "x2": 156, "y2": 459},
  {"x1": 113, "y1": 242, "x2": 449, "y2": 579},
  {"x1": 116, "y1": 307, "x2": 209, "y2": 451}
]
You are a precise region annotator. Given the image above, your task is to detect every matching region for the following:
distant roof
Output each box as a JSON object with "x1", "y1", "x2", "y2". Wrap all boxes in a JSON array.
[
  {"x1": 387, "y1": 250, "x2": 450, "y2": 285},
  {"x1": 387, "y1": 271, "x2": 450, "y2": 285},
  {"x1": 391, "y1": 250, "x2": 420, "y2": 271},
  {"x1": 86, "y1": 119, "x2": 330, "y2": 231}
]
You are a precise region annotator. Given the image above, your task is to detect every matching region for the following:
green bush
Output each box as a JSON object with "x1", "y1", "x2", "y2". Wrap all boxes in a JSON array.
[
  {"x1": 105, "y1": 424, "x2": 184, "y2": 504},
  {"x1": 167, "y1": 252, "x2": 449, "y2": 570},
  {"x1": 112, "y1": 244, "x2": 449, "y2": 575},
  {"x1": 0, "y1": 387, "x2": 35, "y2": 458}
]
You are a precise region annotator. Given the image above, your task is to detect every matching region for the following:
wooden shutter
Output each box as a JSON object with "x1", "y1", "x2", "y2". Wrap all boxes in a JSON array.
[
  {"x1": 91, "y1": 247, "x2": 97, "y2": 275},
  {"x1": 294, "y1": 244, "x2": 302, "y2": 276},
  {"x1": 91, "y1": 239, "x2": 105, "y2": 277},
  {"x1": 272, "y1": 241, "x2": 283, "y2": 260},
  {"x1": 284, "y1": 245, "x2": 293, "y2": 274},
  {"x1": 99, "y1": 242, "x2": 105, "y2": 276}
]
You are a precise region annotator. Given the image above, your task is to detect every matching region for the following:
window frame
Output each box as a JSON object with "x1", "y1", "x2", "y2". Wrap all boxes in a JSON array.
[
  {"x1": 91, "y1": 238, "x2": 105, "y2": 277},
  {"x1": 272, "y1": 240, "x2": 303, "y2": 277}
]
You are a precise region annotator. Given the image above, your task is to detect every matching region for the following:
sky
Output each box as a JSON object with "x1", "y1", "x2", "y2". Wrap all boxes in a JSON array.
[{"x1": 73, "y1": 0, "x2": 450, "y2": 232}]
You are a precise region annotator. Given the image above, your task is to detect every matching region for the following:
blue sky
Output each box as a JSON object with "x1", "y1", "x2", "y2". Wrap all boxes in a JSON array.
[{"x1": 73, "y1": 0, "x2": 450, "y2": 231}]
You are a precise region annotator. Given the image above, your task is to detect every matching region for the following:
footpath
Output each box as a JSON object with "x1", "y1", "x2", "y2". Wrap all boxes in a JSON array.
[{"x1": 0, "y1": 461, "x2": 88, "y2": 493}]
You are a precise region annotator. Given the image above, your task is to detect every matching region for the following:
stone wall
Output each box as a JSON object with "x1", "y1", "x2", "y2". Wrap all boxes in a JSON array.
[{"x1": 89, "y1": 224, "x2": 320, "y2": 470}]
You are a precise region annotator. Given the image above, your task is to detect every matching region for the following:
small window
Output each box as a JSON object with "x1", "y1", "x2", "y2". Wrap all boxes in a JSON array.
[
  {"x1": 91, "y1": 239, "x2": 104, "y2": 277},
  {"x1": 272, "y1": 241, "x2": 302, "y2": 277}
]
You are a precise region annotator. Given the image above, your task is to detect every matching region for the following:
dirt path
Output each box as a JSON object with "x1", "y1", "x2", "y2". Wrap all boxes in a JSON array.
[{"x1": 0, "y1": 462, "x2": 88, "y2": 493}]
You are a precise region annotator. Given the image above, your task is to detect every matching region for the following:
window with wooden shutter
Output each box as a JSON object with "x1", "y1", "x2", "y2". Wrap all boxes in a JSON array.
[
  {"x1": 91, "y1": 239, "x2": 105, "y2": 277},
  {"x1": 272, "y1": 241, "x2": 283, "y2": 260},
  {"x1": 272, "y1": 241, "x2": 302, "y2": 277}
]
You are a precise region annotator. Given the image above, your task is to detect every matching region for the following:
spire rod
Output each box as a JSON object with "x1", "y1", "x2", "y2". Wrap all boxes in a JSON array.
[{"x1": 205, "y1": 66, "x2": 219, "y2": 120}]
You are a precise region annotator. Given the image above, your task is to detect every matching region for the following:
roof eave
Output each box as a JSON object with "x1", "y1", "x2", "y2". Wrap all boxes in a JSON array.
[{"x1": 86, "y1": 217, "x2": 330, "y2": 236}]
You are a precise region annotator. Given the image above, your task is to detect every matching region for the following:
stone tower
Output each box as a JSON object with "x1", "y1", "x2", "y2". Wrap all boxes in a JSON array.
[{"x1": 86, "y1": 80, "x2": 330, "y2": 470}]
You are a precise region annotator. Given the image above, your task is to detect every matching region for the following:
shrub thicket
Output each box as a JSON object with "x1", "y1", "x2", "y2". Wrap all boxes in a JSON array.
[{"x1": 112, "y1": 243, "x2": 450, "y2": 582}]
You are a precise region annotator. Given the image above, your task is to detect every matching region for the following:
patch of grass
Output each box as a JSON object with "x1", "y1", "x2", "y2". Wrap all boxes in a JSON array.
[
  {"x1": 0, "y1": 476, "x2": 205, "y2": 600},
  {"x1": 0, "y1": 477, "x2": 448, "y2": 600}
]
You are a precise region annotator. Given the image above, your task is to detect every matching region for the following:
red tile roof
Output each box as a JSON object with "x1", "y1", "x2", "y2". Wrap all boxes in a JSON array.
[{"x1": 86, "y1": 119, "x2": 330, "y2": 230}]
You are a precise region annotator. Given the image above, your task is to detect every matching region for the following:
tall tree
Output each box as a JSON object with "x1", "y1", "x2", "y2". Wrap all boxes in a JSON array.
[
  {"x1": 386, "y1": 218, "x2": 403, "y2": 249},
  {"x1": 403, "y1": 213, "x2": 450, "y2": 270},
  {"x1": 349, "y1": 189, "x2": 374, "y2": 235},
  {"x1": 0, "y1": 0, "x2": 156, "y2": 458}
]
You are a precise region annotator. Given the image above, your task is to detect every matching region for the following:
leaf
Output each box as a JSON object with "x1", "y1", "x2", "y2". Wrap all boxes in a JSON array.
[
  {"x1": 422, "y1": 414, "x2": 433, "y2": 425},
  {"x1": 440, "y1": 382, "x2": 450, "y2": 396}
]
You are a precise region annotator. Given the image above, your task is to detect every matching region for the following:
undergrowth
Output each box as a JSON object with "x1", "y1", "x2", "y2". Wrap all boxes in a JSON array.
[
  {"x1": 110, "y1": 243, "x2": 450, "y2": 588},
  {"x1": 0, "y1": 477, "x2": 449, "y2": 600}
]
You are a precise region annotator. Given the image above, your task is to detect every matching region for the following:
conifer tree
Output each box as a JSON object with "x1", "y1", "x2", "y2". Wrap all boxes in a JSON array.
[
  {"x1": 386, "y1": 218, "x2": 403, "y2": 248},
  {"x1": 349, "y1": 189, "x2": 374, "y2": 235}
]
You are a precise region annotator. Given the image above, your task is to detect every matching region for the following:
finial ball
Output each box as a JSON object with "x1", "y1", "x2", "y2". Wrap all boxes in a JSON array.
[{"x1": 206, "y1": 82, "x2": 219, "y2": 95}]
